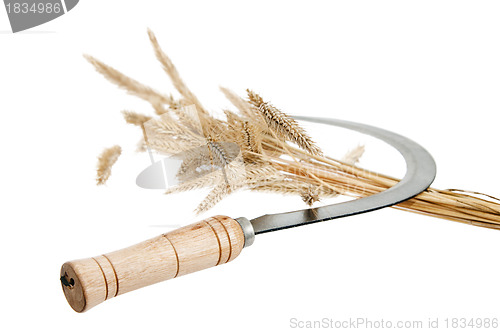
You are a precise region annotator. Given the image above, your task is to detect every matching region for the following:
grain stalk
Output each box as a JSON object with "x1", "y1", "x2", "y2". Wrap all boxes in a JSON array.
[{"x1": 91, "y1": 30, "x2": 500, "y2": 230}]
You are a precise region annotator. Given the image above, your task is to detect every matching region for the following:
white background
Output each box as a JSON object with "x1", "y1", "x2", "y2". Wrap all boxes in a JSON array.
[{"x1": 1, "y1": 1, "x2": 499, "y2": 331}]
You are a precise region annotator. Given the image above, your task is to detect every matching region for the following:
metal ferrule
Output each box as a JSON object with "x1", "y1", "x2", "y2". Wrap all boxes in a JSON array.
[{"x1": 235, "y1": 217, "x2": 255, "y2": 248}]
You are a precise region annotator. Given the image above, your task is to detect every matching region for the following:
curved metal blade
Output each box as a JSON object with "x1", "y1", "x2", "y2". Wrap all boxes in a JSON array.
[{"x1": 250, "y1": 116, "x2": 437, "y2": 234}]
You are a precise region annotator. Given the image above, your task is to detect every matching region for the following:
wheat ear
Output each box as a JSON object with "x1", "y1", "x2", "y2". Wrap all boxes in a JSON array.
[
  {"x1": 342, "y1": 145, "x2": 365, "y2": 165},
  {"x1": 122, "y1": 111, "x2": 152, "y2": 126},
  {"x1": 84, "y1": 55, "x2": 174, "y2": 106},
  {"x1": 247, "y1": 89, "x2": 323, "y2": 156},
  {"x1": 147, "y1": 29, "x2": 207, "y2": 114},
  {"x1": 96, "y1": 145, "x2": 122, "y2": 185},
  {"x1": 220, "y1": 87, "x2": 255, "y2": 119}
]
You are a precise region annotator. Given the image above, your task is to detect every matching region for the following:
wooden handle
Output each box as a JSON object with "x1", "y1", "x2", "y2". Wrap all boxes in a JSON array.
[{"x1": 60, "y1": 215, "x2": 247, "y2": 312}]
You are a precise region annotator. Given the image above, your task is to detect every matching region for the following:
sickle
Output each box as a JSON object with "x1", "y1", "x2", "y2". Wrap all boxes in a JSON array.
[{"x1": 60, "y1": 117, "x2": 436, "y2": 312}]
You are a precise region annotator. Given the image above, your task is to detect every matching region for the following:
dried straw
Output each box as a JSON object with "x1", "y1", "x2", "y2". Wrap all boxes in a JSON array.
[{"x1": 90, "y1": 30, "x2": 500, "y2": 229}]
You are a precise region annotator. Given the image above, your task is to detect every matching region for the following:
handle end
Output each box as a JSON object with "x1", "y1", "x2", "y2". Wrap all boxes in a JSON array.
[{"x1": 60, "y1": 259, "x2": 107, "y2": 313}]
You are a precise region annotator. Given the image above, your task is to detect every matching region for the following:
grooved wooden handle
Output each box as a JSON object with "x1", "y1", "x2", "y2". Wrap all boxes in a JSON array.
[{"x1": 60, "y1": 215, "x2": 245, "y2": 312}]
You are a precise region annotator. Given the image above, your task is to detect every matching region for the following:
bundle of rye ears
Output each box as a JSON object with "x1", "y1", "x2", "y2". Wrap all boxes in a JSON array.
[{"x1": 91, "y1": 30, "x2": 500, "y2": 229}]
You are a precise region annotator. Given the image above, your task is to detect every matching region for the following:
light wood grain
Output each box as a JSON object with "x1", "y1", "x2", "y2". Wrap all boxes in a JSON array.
[{"x1": 60, "y1": 215, "x2": 245, "y2": 312}]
